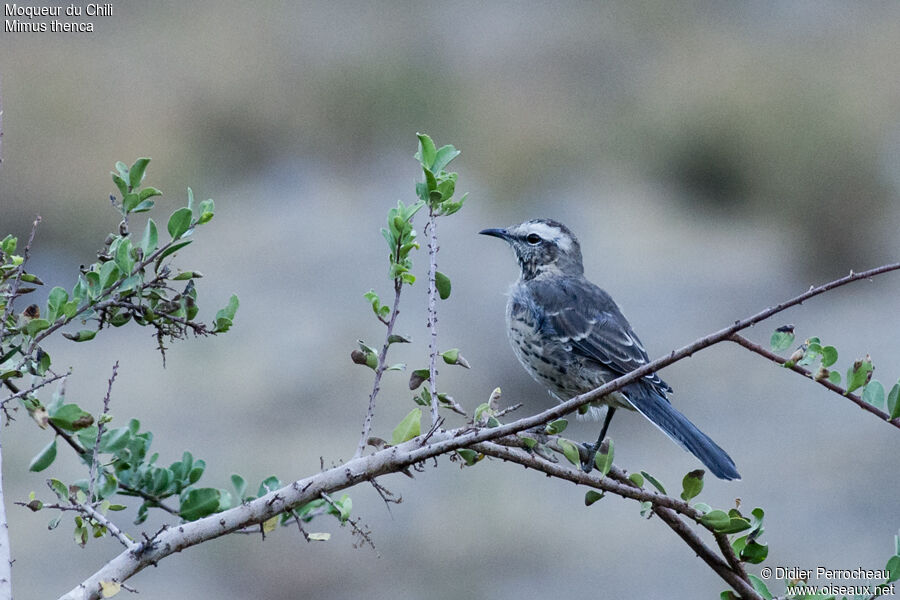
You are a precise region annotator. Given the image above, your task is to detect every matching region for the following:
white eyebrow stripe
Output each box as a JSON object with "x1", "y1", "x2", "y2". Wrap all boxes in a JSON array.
[{"x1": 522, "y1": 222, "x2": 573, "y2": 252}]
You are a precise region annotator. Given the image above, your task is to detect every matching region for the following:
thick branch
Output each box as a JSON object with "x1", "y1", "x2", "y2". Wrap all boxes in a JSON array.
[
  {"x1": 425, "y1": 211, "x2": 440, "y2": 426},
  {"x1": 729, "y1": 334, "x2": 900, "y2": 429}
]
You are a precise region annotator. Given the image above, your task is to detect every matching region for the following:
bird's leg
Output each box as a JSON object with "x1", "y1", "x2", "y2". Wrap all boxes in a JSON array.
[{"x1": 581, "y1": 406, "x2": 616, "y2": 473}]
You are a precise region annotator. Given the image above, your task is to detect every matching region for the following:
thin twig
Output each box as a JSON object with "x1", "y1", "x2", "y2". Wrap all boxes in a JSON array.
[
  {"x1": 425, "y1": 210, "x2": 440, "y2": 427},
  {"x1": 729, "y1": 333, "x2": 900, "y2": 429},
  {"x1": 353, "y1": 279, "x2": 403, "y2": 460},
  {"x1": 28, "y1": 498, "x2": 136, "y2": 551},
  {"x1": 89, "y1": 362, "x2": 119, "y2": 501},
  {"x1": 0, "y1": 370, "x2": 68, "y2": 411},
  {"x1": 320, "y1": 492, "x2": 376, "y2": 551}
]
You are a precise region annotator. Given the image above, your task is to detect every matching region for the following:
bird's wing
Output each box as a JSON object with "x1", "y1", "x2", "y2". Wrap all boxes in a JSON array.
[{"x1": 529, "y1": 276, "x2": 672, "y2": 393}]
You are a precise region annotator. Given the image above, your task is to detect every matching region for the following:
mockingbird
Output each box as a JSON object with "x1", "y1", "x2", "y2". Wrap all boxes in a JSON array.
[{"x1": 480, "y1": 218, "x2": 740, "y2": 480}]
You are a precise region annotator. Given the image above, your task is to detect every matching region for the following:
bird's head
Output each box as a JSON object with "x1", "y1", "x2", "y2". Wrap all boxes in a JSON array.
[{"x1": 479, "y1": 218, "x2": 584, "y2": 280}]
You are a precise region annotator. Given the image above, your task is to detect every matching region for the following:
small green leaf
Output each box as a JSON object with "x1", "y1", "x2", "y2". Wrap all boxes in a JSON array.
[
  {"x1": 863, "y1": 380, "x2": 886, "y2": 409},
  {"x1": 828, "y1": 370, "x2": 842, "y2": 385},
  {"x1": 111, "y1": 173, "x2": 127, "y2": 197},
  {"x1": 680, "y1": 469, "x2": 704, "y2": 501},
  {"x1": 434, "y1": 271, "x2": 451, "y2": 300},
  {"x1": 640, "y1": 471, "x2": 667, "y2": 495},
  {"x1": 48, "y1": 404, "x2": 94, "y2": 431},
  {"x1": 25, "y1": 319, "x2": 51, "y2": 337},
  {"x1": 416, "y1": 133, "x2": 437, "y2": 169},
  {"x1": 141, "y1": 219, "x2": 159, "y2": 256},
  {"x1": 46, "y1": 287, "x2": 69, "y2": 322},
  {"x1": 770, "y1": 329, "x2": 795, "y2": 352},
  {"x1": 584, "y1": 490, "x2": 604, "y2": 506},
  {"x1": 62, "y1": 330, "x2": 98, "y2": 343},
  {"x1": 180, "y1": 488, "x2": 222, "y2": 521},
  {"x1": 594, "y1": 439, "x2": 614, "y2": 476},
  {"x1": 700, "y1": 510, "x2": 731, "y2": 531},
  {"x1": 167, "y1": 207, "x2": 193, "y2": 240},
  {"x1": 628, "y1": 472, "x2": 645, "y2": 487},
  {"x1": 519, "y1": 435, "x2": 537, "y2": 450},
  {"x1": 888, "y1": 382, "x2": 900, "y2": 420},
  {"x1": 740, "y1": 540, "x2": 768, "y2": 564},
  {"x1": 720, "y1": 591, "x2": 738, "y2": 600},
  {"x1": 456, "y1": 449, "x2": 481, "y2": 466},
  {"x1": 197, "y1": 199, "x2": 215, "y2": 225},
  {"x1": 821, "y1": 345, "x2": 838, "y2": 367},
  {"x1": 391, "y1": 408, "x2": 421, "y2": 445},
  {"x1": 139, "y1": 186, "x2": 162, "y2": 201},
  {"x1": 29, "y1": 438, "x2": 57, "y2": 472},
  {"x1": 846, "y1": 357, "x2": 874, "y2": 393},
  {"x1": 558, "y1": 439, "x2": 580, "y2": 466},
  {"x1": 886, "y1": 555, "x2": 900, "y2": 583},
  {"x1": 544, "y1": 419, "x2": 568, "y2": 435},
  {"x1": 129, "y1": 158, "x2": 151, "y2": 189},
  {"x1": 231, "y1": 474, "x2": 248, "y2": 500},
  {"x1": 49, "y1": 478, "x2": 68, "y2": 501}
]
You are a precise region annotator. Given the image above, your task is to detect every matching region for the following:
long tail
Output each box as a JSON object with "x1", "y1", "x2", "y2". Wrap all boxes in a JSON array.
[{"x1": 626, "y1": 383, "x2": 740, "y2": 481}]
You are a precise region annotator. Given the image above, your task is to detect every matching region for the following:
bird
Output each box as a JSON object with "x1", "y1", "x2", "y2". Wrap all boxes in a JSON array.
[{"x1": 479, "y1": 218, "x2": 740, "y2": 480}]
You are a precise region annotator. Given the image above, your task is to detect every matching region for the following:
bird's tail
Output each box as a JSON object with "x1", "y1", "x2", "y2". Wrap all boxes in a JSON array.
[{"x1": 626, "y1": 383, "x2": 740, "y2": 481}]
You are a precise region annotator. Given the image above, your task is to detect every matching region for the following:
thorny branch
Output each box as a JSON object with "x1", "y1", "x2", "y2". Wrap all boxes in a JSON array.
[
  {"x1": 425, "y1": 210, "x2": 440, "y2": 427},
  {"x1": 354, "y1": 279, "x2": 403, "y2": 460},
  {"x1": 729, "y1": 333, "x2": 900, "y2": 429},
  {"x1": 56, "y1": 262, "x2": 900, "y2": 600},
  {"x1": 89, "y1": 362, "x2": 119, "y2": 501}
]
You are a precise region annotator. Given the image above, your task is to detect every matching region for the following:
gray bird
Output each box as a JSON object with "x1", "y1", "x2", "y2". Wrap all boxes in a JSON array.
[{"x1": 480, "y1": 218, "x2": 740, "y2": 480}]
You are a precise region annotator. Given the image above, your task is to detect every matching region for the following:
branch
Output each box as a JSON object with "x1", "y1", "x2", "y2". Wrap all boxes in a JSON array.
[
  {"x1": 89, "y1": 363, "x2": 119, "y2": 501},
  {"x1": 62, "y1": 262, "x2": 900, "y2": 599},
  {"x1": 353, "y1": 280, "x2": 403, "y2": 460},
  {"x1": 0, "y1": 415, "x2": 11, "y2": 600},
  {"x1": 425, "y1": 211, "x2": 439, "y2": 426},
  {"x1": 729, "y1": 333, "x2": 900, "y2": 429},
  {"x1": 473, "y1": 442, "x2": 761, "y2": 600}
]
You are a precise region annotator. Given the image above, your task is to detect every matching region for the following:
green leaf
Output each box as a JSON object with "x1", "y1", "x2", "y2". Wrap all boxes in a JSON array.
[
  {"x1": 114, "y1": 238, "x2": 134, "y2": 275},
  {"x1": 456, "y1": 449, "x2": 481, "y2": 466},
  {"x1": 558, "y1": 439, "x2": 580, "y2": 466},
  {"x1": 544, "y1": 419, "x2": 568, "y2": 435},
  {"x1": 431, "y1": 145, "x2": 461, "y2": 173},
  {"x1": 179, "y1": 488, "x2": 222, "y2": 521},
  {"x1": 25, "y1": 319, "x2": 51, "y2": 337},
  {"x1": 391, "y1": 408, "x2": 421, "y2": 445},
  {"x1": 584, "y1": 490, "x2": 604, "y2": 506},
  {"x1": 720, "y1": 592, "x2": 738, "y2": 600},
  {"x1": 680, "y1": 469, "x2": 704, "y2": 501},
  {"x1": 700, "y1": 510, "x2": 731, "y2": 531},
  {"x1": 640, "y1": 471, "x2": 667, "y2": 495},
  {"x1": 888, "y1": 382, "x2": 900, "y2": 420},
  {"x1": 28, "y1": 438, "x2": 57, "y2": 472},
  {"x1": 828, "y1": 370, "x2": 842, "y2": 385},
  {"x1": 214, "y1": 294, "x2": 240, "y2": 333},
  {"x1": 821, "y1": 345, "x2": 838, "y2": 367},
  {"x1": 99, "y1": 260, "x2": 120, "y2": 289},
  {"x1": 139, "y1": 186, "x2": 162, "y2": 202},
  {"x1": 167, "y1": 207, "x2": 193, "y2": 240},
  {"x1": 197, "y1": 199, "x2": 215, "y2": 224},
  {"x1": 49, "y1": 478, "x2": 68, "y2": 501},
  {"x1": 863, "y1": 380, "x2": 886, "y2": 409},
  {"x1": 129, "y1": 157, "x2": 150, "y2": 189},
  {"x1": 415, "y1": 133, "x2": 437, "y2": 169},
  {"x1": 62, "y1": 329, "x2": 98, "y2": 343},
  {"x1": 46, "y1": 287, "x2": 69, "y2": 322},
  {"x1": 594, "y1": 439, "x2": 614, "y2": 476},
  {"x1": 48, "y1": 404, "x2": 94, "y2": 431},
  {"x1": 434, "y1": 271, "x2": 451, "y2": 300},
  {"x1": 846, "y1": 358, "x2": 874, "y2": 393},
  {"x1": 141, "y1": 218, "x2": 159, "y2": 256},
  {"x1": 628, "y1": 472, "x2": 645, "y2": 487},
  {"x1": 740, "y1": 540, "x2": 768, "y2": 564},
  {"x1": 716, "y1": 517, "x2": 752, "y2": 534},
  {"x1": 111, "y1": 173, "x2": 128, "y2": 197},
  {"x1": 770, "y1": 329, "x2": 795, "y2": 352},
  {"x1": 231, "y1": 474, "x2": 247, "y2": 500},
  {"x1": 122, "y1": 193, "x2": 140, "y2": 213},
  {"x1": 886, "y1": 555, "x2": 900, "y2": 583},
  {"x1": 155, "y1": 240, "x2": 193, "y2": 265}
]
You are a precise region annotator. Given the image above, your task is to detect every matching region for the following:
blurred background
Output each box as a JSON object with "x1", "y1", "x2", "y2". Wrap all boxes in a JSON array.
[{"x1": 2, "y1": 1, "x2": 900, "y2": 598}]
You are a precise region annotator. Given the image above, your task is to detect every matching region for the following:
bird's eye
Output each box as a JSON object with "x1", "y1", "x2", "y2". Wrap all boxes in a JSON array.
[{"x1": 526, "y1": 233, "x2": 542, "y2": 245}]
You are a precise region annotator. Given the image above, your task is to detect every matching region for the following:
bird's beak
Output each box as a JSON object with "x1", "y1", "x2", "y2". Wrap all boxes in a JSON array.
[{"x1": 479, "y1": 227, "x2": 511, "y2": 240}]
